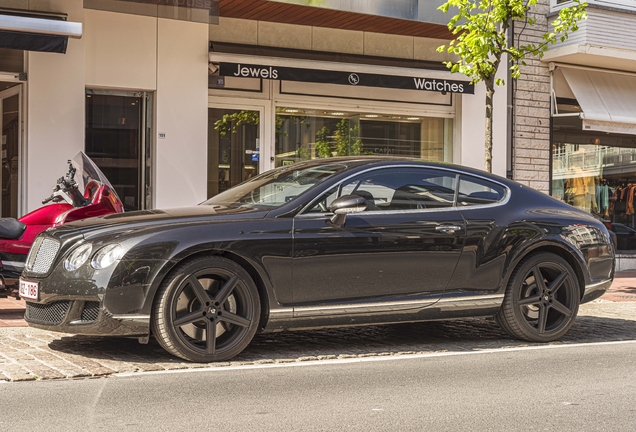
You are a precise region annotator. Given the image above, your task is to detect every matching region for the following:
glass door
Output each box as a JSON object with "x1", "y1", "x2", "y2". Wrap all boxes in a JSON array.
[
  {"x1": 207, "y1": 107, "x2": 261, "y2": 197},
  {"x1": 0, "y1": 84, "x2": 21, "y2": 218},
  {"x1": 85, "y1": 90, "x2": 153, "y2": 211}
]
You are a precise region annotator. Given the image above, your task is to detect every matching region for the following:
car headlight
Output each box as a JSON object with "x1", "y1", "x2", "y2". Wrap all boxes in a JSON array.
[
  {"x1": 64, "y1": 243, "x2": 92, "y2": 271},
  {"x1": 91, "y1": 244, "x2": 123, "y2": 270}
]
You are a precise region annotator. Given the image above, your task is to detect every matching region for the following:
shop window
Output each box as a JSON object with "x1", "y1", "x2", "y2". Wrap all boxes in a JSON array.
[
  {"x1": 85, "y1": 90, "x2": 153, "y2": 211},
  {"x1": 1, "y1": 86, "x2": 20, "y2": 218},
  {"x1": 552, "y1": 103, "x2": 636, "y2": 250},
  {"x1": 275, "y1": 108, "x2": 453, "y2": 167},
  {"x1": 207, "y1": 108, "x2": 260, "y2": 198}
]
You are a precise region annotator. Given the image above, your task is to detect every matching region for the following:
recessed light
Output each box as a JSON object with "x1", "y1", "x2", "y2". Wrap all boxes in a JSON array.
[
  {"x1": 364, "y1": 114, "x2": 379, "y2": 118},
  {"x1": 406, "y1": 117, "x2": 420, "y2": 120},
  {"x1": 330, "y1": 112, "x2": 345, "y2": 116}
]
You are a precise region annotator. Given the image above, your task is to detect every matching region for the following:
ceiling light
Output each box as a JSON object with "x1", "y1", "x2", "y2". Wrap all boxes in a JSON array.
[
  {"x1": 364, "y1": 114, "x2": 379, "y2": 118},
  {"x1": 406, "y1": 117, "x2": 420, "y2": 120},
  {"x1": 330, "y1": 112, "x2": 345, "y2": 116}
]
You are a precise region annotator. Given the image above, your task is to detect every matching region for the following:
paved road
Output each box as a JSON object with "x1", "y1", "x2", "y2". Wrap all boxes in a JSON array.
[
  {"x1": 2, "y1": 340, "x2": 636, "y2": 431},
  {"x1": 1, "y1": 301, "x2": 635, "y2": 381}
]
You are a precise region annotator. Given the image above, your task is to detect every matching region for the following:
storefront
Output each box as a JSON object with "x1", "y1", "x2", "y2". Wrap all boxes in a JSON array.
[
  {"x1": 205, "y1": 54, "x2": 471, "y2": 197},
  {"x1": 0, "y1": 0, "x2": 510, "y2": 217},
  {"x1": 551, "y1": 64, "x2": 636, "y2": 251}
]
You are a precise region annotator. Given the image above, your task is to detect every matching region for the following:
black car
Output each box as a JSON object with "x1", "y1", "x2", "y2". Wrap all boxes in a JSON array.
[{"x1": 20, "y1": 158, "x2": 615, "y2": 362}]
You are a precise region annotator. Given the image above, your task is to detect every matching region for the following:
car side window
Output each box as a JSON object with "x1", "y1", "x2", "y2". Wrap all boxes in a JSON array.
[
  {"x1": 457, "y1": 175, "x2": 506, "y2": 207},
  {"x1": 306, "y1": 167, "x2": 458, "y2": 213},
  {"x1": 306, "y1": 186, "x2": 339, "y2": 213}
]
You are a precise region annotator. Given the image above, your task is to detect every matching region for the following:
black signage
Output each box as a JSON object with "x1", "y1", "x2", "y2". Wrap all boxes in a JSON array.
[{"x1": 219, "y1": 62, "x2": 474, "y2": 94}]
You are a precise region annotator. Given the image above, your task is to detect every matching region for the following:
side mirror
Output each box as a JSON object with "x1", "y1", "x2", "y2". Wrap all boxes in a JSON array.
[{"x1": 328, "y1": 194, "x2": 367, "y2": 227}]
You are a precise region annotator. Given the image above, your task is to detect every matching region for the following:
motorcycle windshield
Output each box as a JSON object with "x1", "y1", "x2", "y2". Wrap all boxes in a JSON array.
[{"x1": 70, "y1": 152, "x2": 120, "y2": 202}]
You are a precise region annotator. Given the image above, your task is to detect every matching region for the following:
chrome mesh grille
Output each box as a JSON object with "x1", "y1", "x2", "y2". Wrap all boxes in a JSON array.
[
  {"x1": 80, "y1": 302, "x2": 100, "y2": 322},
  {"x1": 26, "y1": 237, "x2": 60, "y2": 274},
  {"x1": 25, "y1": 301, "x2": 71, "y2": 325}
]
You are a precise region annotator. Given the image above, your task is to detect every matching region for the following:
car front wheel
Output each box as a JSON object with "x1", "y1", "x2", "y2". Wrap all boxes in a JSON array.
[
  {"x1": 152, "y1": 256, "x2": 261, "y2": 362},
  {"x1": 496, "y1": 252, "x2": 580, "y2": 342}
]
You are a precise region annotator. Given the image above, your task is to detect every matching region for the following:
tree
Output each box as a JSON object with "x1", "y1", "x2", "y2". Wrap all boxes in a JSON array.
[{"x1": 437, "y1": 0, "x2": 587, "y2": 172}]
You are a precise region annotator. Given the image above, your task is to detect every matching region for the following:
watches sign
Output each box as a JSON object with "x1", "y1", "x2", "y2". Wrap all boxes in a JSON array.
[{"x1": 219, "y1": 62, "x2": 473, "y2": 94}]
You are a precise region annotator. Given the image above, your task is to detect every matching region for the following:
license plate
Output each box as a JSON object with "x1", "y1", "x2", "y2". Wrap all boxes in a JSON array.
[{"x1": 19, "y1": 279, "x2": 39, "y2": 300}]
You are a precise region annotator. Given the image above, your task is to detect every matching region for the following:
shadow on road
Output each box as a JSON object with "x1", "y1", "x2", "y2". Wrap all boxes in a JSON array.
[{"x1": 45, "y1": 315, "x2": 636, "y2": 365}]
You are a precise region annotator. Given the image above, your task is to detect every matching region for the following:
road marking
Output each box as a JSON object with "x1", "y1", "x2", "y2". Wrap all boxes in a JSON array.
[{"x1": 114, "y1": 339, "x2": 636, "y2": 378}]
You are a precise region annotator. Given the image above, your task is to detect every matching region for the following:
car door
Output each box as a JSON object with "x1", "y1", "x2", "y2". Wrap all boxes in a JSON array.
[
  {"x1": 292, "y1": 166, "x2": 465, "y2": 308},
  {"x1": 445, "y1": 173, "x2": 510, "y2": 293}
]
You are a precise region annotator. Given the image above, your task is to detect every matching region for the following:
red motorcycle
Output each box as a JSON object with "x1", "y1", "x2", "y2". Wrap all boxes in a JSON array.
[{"x1": 0, "y1": 152, "x2": 123, "y2": 298}]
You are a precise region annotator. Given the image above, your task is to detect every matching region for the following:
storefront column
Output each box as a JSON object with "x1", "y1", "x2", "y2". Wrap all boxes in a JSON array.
[
  {"x1": 25, "y1": 0, "x2": 86, "y2": 214},
  {"x1": 155, "y1": 17, "x2": 209, "y2": 208},
  {"x1": 512, "y1": 0, "x2": 551, "y2": 192}
]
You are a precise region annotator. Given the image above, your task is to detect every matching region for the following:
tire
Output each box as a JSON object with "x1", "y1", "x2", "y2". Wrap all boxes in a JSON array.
[
  {"x1": 152, "y1": 256, "x2": 261, "y2": 362},
  {"x1": 496, "y1": 252, "x2": 580, "y2": 342}
]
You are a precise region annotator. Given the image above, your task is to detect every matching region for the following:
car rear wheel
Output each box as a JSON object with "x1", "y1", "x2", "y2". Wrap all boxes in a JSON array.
[
  {"x1": 496, "y1": 252, "x2": 580, "y2": 342},
  {"x1": 152, "y1": 256, "x2": 260, "y2": 362}
]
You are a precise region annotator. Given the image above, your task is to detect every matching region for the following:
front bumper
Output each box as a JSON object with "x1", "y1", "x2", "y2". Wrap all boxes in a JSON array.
[{"x1": 24, "y1": 297, "x2": 150, "y2": 336}]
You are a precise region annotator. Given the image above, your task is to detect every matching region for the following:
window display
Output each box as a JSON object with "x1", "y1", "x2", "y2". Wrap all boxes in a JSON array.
[
  {"x1": 275, "y1": 108, "x2": 453, "y2": 167},
  {"x1": 552, "y1": 109, "x2": 636, "y2": 250}
]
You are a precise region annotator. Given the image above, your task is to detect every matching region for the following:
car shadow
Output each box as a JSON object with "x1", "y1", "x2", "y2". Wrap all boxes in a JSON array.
[{"x1": 45, "y1": 314, "x2": 636, "y2": 365}]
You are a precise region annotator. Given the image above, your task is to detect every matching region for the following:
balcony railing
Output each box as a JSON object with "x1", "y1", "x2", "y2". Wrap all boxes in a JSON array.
[
  {"x1": 551, "y1": 0, "x2": 636, "y2": 13},
  {"x1": 553, "y1": 145, "x2": 636, "y2": 179}
]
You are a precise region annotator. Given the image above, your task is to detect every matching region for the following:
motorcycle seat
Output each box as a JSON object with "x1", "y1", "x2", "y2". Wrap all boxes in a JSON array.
[{"x1": 0, "y1": 218, "x2": 27, "y2": 240}]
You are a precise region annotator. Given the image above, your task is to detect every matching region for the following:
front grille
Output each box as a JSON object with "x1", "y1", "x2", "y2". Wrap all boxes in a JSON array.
[
  {"x1": 25, "y1": 301, "x2": 71, "y2": 325},
  {"x1": 25, "y1": 237, "x2": 60, "y2": 274},
  {"x1": 80, "y1": 301, "x2": 100, "y2": 322}
]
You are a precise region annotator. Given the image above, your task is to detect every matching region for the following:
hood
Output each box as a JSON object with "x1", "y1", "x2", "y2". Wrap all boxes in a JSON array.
[{"x1": 54, "y1": 205, "x2": 270, "y2": 239}]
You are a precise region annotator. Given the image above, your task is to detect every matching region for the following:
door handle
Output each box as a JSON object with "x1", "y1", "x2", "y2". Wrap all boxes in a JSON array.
[{"x1": 435, "y1": 225, "x2": 462, "y2": 233}]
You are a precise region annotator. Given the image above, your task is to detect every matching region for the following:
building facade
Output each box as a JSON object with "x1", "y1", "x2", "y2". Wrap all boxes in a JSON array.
[
  {"x1": 536, "y1": 0, "x2": 636, "y2": 263},
  {"x1": 0, "y1": 0, "x2": 510, "y2": 218}
]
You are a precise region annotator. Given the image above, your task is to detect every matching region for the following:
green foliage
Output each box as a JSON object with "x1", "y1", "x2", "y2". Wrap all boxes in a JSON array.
[
  {"x1": 334, "y1": 119, "x2": 350, "y2": 157},
  {"x1": 350, "y1": 124, "x2": 362, "y2": 156},
  {"x1": 437, "y1": 0, "x2": 587, "y2": 86},
  {"x1": 214, "y1": 110, "x2": 260, "y2": 137},
  {"x1": 436, "y1": 0, "x2": 587, "y2": 171},
  {"x1": 315, "y1": 126, "x2": 332, "y2": 158}
]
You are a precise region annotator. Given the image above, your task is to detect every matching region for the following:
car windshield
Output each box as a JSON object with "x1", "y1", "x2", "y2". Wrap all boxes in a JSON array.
[{"x1": 202, "y1": 162, "x2": 348, "y2": 209}]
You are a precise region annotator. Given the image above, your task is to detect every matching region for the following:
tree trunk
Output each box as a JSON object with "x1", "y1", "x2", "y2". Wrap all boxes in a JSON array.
[{"x1": 484, "y1": 80, "x2": 495, "y2": 173}]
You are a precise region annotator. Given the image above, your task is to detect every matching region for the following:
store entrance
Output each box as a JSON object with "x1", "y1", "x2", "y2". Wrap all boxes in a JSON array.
[
  {"x1": 85, "y1": 90, "x2": 153, "y2": 211},
  {"x1": 207, "y1": 107, "x2": 261, "y2": 197},
  {"x1": 0, "y1": 84, "x2": 21, "y2": 218}
]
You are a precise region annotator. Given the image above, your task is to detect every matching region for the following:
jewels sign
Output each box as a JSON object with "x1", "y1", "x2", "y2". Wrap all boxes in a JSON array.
[{"x1": 219, "y1": 62, "x2": 474, "y2": 94}]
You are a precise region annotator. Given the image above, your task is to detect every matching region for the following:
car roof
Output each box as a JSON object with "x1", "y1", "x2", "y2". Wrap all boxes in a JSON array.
[{"x1": 288, "y1": 156, "x2": 517, "y2": 187}]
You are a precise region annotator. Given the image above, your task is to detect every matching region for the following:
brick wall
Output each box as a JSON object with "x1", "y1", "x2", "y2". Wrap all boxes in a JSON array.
[{"x1": 512, "y1": 0, "x2": 551, "y2": 192}]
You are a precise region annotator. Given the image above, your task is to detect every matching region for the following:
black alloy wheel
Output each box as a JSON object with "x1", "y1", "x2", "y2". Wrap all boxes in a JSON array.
[
  {"x1": 496, "y1": 252, "x2": 580, "y2": 342},
  {"x1": 152, "y1": 256, "x2": 261, "y2": 362}
]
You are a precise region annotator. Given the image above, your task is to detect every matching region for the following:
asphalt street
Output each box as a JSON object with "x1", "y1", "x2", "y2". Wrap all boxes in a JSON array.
[{"x1": 2, "y1": 340, "x2": 636, "y2": 431}]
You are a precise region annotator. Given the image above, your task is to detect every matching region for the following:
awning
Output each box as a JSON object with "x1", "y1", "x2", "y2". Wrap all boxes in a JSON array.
[
  {"x1": 0, "y1": 11, "x2": 82, "y2": 54},
  {"x1": 559, "y1": 67, "x2": 636, "y2": 135}
]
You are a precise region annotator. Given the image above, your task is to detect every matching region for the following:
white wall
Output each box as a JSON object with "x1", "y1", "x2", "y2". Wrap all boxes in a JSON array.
[
  {"x1": 25, "y1": 5, "x2": 209, "y2": 213},
  {"x1": 459, "y1": 66, "x2": 509, "y2": 178},
  {"x1": 84, "y1": 10, "x2": 157, "y2": 90},
  {"x1": 26, "y1": 0, "x2": 85, "y2": 213},
  {"x1": 154, "y1": 18, "x2": 209, "y2": 208}
]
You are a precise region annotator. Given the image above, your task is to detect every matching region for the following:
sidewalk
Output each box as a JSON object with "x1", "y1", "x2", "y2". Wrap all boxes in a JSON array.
[
  {"x1": 2, "y1": 271, "x2": 636, "y2": 328},
  {"x1": 0, "y1": 296, "x2": 26, "y2": 327}
]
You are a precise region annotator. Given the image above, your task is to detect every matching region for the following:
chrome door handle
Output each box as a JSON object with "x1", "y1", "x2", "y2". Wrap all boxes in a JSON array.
[{"x1": 435, "y1": 225, "x2": 462, "y2": 233}]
